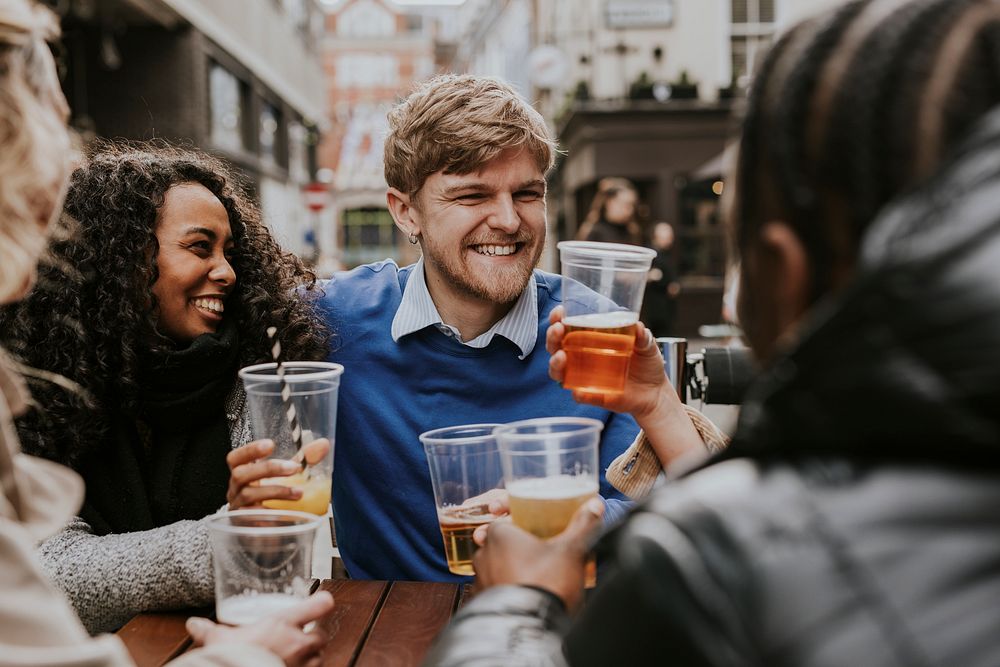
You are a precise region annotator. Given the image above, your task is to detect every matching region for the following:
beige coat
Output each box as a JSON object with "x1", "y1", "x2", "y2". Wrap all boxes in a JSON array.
[
  {"x1": 0, "y1": 353, "x2": 281, "y2": 667},
  {"x1": 606, "y1": 406, "x2": 731, "y2": 499}
]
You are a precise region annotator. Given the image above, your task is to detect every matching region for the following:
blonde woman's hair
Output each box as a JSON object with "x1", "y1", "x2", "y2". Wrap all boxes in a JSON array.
[
  {"x1": 0, "y1": 0, "x2": 71, "y2": 303},
  {"x1": 384, "y1": 74, "x2": 556, "y2": 197}
]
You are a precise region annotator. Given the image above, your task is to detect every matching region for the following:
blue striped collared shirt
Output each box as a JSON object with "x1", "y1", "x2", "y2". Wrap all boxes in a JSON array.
[{"x1": 390, "y1": 257, "x2": 538, "y2": 359}]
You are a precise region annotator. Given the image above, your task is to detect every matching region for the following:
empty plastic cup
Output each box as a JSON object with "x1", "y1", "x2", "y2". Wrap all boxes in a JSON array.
[{"x1": 208, "y1": 509, "x2": 322, "y2": 625}]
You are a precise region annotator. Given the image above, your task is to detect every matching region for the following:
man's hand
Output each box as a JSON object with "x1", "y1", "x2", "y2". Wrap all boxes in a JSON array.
[
  {"x1": 462, "y1": 488, "x2": 510, "y2": 516},
  {"x1": 186, "y1": 591, "x2": 334, "y2": 667},
  {"x1": 471, "y1": 497, "x2": 604, "y2": 612},
  {"x1": 546, "y1": 306, "x2": 674, "y2": 420}
]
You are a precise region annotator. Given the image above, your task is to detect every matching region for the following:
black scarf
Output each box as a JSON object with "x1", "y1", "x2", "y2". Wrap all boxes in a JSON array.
[{"x1": 80, "y1": 323, "x2": 240, "y2": 535}]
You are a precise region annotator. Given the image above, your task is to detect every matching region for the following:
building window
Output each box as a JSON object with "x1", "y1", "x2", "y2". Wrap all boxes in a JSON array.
[
  {"x1": 209, "y1": 63, "x2": 245, "y2": 153},
  {"x1": 730, "y1": 0, "x2": 775, "y2": 87},
  {"x1": 677, "y1": 177, "x2": 726, "y2": 279},
  {"x1": 337, "y1": 0, "x2": 395, "y2": 38},
  {"x1": 335, "y1": 54, "x2": 399, "y2": 88},
  {"x1": 341, "y1": 207, "x2": 400, "y2": 268},
  {"x1": 288, "y1": 121, "x2": 309, "y2": 183},
  {"x1": 731, "y1": 0, "x2": 774, "y2": 23},
  {"x1": 260, "y1": 102, "x2": 283, "y2": 167},
  {"x1": 283, "y1": 0, "x2": 308, "y2": 29}
]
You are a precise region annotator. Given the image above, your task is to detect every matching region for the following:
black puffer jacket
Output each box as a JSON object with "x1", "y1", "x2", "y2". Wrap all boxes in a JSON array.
[{"x1": 423, "y1": 111, "x2": 1000, "y2": 667}]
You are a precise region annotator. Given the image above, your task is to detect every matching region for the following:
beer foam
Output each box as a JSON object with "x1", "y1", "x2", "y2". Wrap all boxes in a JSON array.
[
  {"x1": 217, "y1": 592, "x2": 302, "y2": 625},
  {"x1": 563, "y1": 311, "x2": 638, "y2": 329},
  {"x1": 438, "y1": 509, "x2": 494, "y2": 525},
  {"x1": 507, "y1": 475, "x2": 599, "y2": 499}
]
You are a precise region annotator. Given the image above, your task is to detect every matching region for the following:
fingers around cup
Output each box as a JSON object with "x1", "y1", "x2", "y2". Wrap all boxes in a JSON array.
[
  {"x1": 280, "y1": 591, "x2": 334, "y2": 627},
  {"x1": 231, "y1": 484, "x2": 303, "y2": 509},
  {"x1": 185, "y1": 617, "x2": 215, "y2": 644},
  {"x1": 545, "y1": 321, "x2": 566, "y2": 355},
  {"x1": 561, "y1": 498, "x2": 605, "y2": 539},
  {"x1": 473, "y1": 523, "x2": 490, "y2": 546},
  {"x1": 232, "y1": 458, "x2": 301, "y2": 487},
  {"x1": 301, "y1": 438, "x2": 331, "y2": 466},
  {"x1": 549, "y1": 349, "x2": 567, "y2": 382},
  {"x1": 226, "y1": 439, "x2": 274, "y2": 469}
]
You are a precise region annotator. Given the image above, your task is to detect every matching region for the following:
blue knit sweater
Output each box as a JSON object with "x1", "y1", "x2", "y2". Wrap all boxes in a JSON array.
[{"x1": 318, "y1": 261, "x2": 638, "y2": 581}]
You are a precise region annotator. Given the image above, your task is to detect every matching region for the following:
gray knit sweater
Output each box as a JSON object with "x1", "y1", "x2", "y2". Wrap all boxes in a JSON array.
[{"x1": 36, "y1": 386, "x2": 252, "y2": 634}]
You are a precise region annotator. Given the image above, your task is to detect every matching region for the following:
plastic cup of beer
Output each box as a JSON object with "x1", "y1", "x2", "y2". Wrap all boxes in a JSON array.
[
  {"x1": 495, "y1": 417, "x2": 603, "y2": 586},
  {"x1": 421, "y1": 424, "x2": 504, "y2": 576},
  {"x1": 208, "y1": 509, "x2": 321, "y2": 625},
  {"x1": 238, "y1": 361, "x2": 343, "y2": 516},
  {"x1": 557, "y1": 241, "x2": 656, "y2": 396}
]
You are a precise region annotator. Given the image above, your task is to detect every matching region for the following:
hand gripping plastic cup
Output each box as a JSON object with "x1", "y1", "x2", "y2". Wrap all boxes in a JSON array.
[
  {"x1": 421, "y1": 424, "x2": 505, "y2": 576},
  {"x1": 495, "y1": 417, "x2": 603, "y2": 586},
  {"x1": 238, "y1": 361, "x2": 343, "y2": 516},
  {"x1": 208, "y1": 509, "x2": 322, "y2": 625},
  {"x1": 557, "y1": 241, "x2": 656, "y2": 396}
]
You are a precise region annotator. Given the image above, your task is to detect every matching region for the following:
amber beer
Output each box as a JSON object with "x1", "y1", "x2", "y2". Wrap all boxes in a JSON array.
[
  {"x1": 438, "y1": 505, "x2": 495, "y2": 575},
  {"x1": 562, "y1": 311, "x2": 639, "y2": 395},
  {"x1": 508, "y1": 475, "x2": 599, "y2": 537},
  {"x1": 508, "y1": 475, "x2": 599, "y2": 587}
]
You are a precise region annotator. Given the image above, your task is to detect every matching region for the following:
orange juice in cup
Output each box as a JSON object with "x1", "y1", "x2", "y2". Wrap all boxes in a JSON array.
[
  {"x1": 238, "y1": 362, "x2": 342, "y2": 516},
  {"x1": 261, "y1": 472, "x2": 332, "y2": 516}
]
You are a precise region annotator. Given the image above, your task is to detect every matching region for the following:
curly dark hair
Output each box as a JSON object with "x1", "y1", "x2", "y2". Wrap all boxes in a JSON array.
[{"x1": 0, "y1": 140, "x2": 331, "y2": 467}]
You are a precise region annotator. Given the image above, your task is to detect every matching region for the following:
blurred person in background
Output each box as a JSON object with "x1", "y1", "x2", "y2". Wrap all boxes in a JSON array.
[
  {"x1": 575, "y1": 177, "x2": 644, "y2": 246},
  {"x1": 0, "y1": 142, "x2": 331, "y2": 634},
  {"x1": 641, "y1": 222, "x2": 681, "y2": 337},
  {"x1": 0, "y1": 1, "x2": 332, "y2": 664},
  {"x1": 425, "y1": 0, "x2": 1000, "y2": 664}
]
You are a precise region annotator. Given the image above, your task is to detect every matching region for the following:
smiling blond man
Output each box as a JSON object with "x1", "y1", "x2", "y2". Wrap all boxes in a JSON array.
[{"x1": 309, "y1": 75, "x2": 640, "y2": 581}]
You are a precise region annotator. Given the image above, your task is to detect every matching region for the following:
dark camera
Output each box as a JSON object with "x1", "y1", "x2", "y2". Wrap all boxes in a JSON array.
[{"x1": 657, "y1": 338, "x2": 757, "y2": 405}]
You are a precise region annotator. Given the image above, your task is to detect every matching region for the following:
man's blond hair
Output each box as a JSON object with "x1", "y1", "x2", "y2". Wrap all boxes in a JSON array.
[{"x1": 384, "y1": 74, "x2": 556, "y2": 197}]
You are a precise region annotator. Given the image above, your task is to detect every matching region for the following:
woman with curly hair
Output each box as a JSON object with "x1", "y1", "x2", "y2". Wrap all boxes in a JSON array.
[{"x1": 0, "y1": 140, "x2": 331, "y2": 634}]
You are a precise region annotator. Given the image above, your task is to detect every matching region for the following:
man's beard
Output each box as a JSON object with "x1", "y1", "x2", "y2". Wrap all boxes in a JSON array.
[{"x1": 425, "y1": 237, "x2": 540, "y2": 305}]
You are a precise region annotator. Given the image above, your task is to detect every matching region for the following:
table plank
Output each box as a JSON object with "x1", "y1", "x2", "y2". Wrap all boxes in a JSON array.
[
  {"x1": 117, "y1": 609, "x2": 207, "y2": 667},
  {"x1": 353, "y1": 581, "x2": 460, "y2": 667},
  {"x1": 317, "y1": 580, "x2": 389, "y2": 667}
]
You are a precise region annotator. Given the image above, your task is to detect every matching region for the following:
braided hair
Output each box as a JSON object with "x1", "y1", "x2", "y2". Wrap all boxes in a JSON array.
[
  {"x1": 735, "y1": 0, "x2": 1000, "y2": 302},
  {"x1": 0, "y1": 141, "x2": 331, "y2": 467}
]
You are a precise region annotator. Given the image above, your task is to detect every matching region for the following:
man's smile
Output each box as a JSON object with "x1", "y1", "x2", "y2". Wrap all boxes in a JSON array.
[{"x1": 471, "y1": 243, "x2": 524, "y2": 257}]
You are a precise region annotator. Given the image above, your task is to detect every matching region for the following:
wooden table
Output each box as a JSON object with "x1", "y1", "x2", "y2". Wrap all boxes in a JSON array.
[{"x1": 116, "y1": 580, "x2": 469, "y2": 667}]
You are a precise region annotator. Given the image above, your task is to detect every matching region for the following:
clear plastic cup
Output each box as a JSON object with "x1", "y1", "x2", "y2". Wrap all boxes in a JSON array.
[
  {"x1": 421, "y1": 424, "x2": 504, "y2": 576},
  {"x1": 238, "y1": 361, "x2": 343, "y2": 515},
  {"x1": 557, "y1": 241, "x2": 656, "y2": 396},
  {"x1": 208, "y1": 510, "x2": 322, "y2": 625},
  {"x1": 495, "y1": 417, "x2": 603, "y2": 587}
]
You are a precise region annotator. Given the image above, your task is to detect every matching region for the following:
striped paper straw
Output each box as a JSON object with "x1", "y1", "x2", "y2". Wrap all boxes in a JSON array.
[{"x1": 265, "y1": 326, "x2": 304, "y2": 460}]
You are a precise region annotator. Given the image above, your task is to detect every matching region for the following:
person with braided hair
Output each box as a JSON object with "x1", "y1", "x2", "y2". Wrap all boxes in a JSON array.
[
  {"x1": 425, "y1": 1, "x2": 1000, "y2": 664},
  {"x1": 0, "y1": 141, "x2": 333, "y2": 634}
]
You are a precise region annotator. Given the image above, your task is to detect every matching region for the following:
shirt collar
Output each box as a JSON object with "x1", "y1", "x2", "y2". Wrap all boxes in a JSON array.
[{"x1": 391, "y1": 257, "x2": 538, "y2": 359}]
